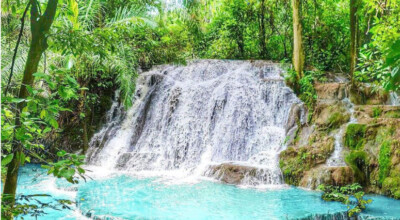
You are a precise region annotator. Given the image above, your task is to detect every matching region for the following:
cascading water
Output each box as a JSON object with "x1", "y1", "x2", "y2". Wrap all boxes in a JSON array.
[
  {"x1": 390, "y1": 92, "x2": 400, "y2": 106},
  {"x1": 86, "y1": 60, "x2": 301, "y2": 185},
  {"x1": 326, "y1": 98, "x2": 356, "y2": 167}
]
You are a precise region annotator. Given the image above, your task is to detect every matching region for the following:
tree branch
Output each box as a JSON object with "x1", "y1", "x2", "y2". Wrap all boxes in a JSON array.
[
  {"x1": 41, "y1": 0, "x2": 58, "y2": 32},
  {"x1": 4, "y1": 2, "x2": 31, "y2": 97}
]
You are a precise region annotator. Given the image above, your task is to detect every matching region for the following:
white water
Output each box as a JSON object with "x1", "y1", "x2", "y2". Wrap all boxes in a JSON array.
[
  {"x1": 390, "y1": 92, "x2": 400, "y2": 106},
  {"x1": 86, "y1": 60, "x2": 301, "y2": 185},
  {"x1": 326, "y1": 98, "x2": 357, "y2": 167}
]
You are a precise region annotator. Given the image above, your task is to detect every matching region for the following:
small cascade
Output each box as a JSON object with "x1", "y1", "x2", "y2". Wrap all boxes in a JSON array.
[
  {"x1": 86, "y1": 60, "x2": 302, "y2": 185},
  {"x1": 326, "y1": 98, "x2": 356, "y2": 167},
  {"x1": 85, "y1": 90, "x2": 124, "y2": 166},
  {"x1": 389, "y1": 92, "x2": 400, "y2": 106}
]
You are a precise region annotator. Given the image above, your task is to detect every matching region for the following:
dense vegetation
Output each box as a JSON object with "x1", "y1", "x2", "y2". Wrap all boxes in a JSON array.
[{"x1": 1, "y1": 0, "x2": 400, "y2": 218}]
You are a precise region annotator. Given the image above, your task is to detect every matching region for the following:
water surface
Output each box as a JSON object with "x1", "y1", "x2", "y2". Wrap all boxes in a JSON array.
[{"x1": 15, "y1": 165, "x2": 400, "y2": 220}]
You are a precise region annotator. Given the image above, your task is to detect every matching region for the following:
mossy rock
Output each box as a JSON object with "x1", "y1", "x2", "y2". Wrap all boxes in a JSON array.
[
  {"x1": 280, "y1": 136, "x2": 334, "y2": 186},
  {"x1": 350, "y1": 85, "x2": 389, "y2": 105},
  {"x1": 314, "y1": 103, "x2": 350, "y2": 131},
  {"x1": 345, "y1": 150, "x2": 368, "y2": 185},
  {"x1": 345, "y1": 124, "x2": 367, "y2": 150},
  {"x1": 385, "y1": 111, "x2": 400, "y2": 118}
]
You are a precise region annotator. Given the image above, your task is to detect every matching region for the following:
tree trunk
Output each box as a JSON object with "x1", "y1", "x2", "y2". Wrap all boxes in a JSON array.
[
  {"x1": 350, "y1": 0, "x2": 359, "y2": 84},
  {"x1": 292, "y1": 0, "x2": 304, "y2": 79},
  {"x1": 2, "y1": 0, "x2": 58, "y2": 213},
  {"x1": 78, "y1": 85, "x2": 89, "y2": 153},
  {"x1": 259, "y1": 0, "x2": 267, "y2": 58}
]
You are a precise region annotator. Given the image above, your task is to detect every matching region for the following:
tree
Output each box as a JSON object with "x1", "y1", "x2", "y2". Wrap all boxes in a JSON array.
[
  {"x1": 2, "y1": 0, "x2": 58, "y2": 214},
  {"x1": 350, "y1": 0, "x2": 360, "y2": 84},
  {"x1": 292, "y1": 0, "x2": 304, "y2": 78}
]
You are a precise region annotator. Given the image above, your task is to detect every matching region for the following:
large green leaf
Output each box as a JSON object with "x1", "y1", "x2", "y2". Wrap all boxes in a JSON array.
[
  {"x1": 2, "y1": 153, "x2": 14, "y2": 166},
  {"x1": 49, "y1": 118, "x2": 59, "y2": 129}
]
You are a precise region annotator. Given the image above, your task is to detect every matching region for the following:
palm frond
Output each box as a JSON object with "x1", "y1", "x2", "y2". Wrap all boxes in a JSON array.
[{"x1": 106, "y1": 6, "x2": 156, "y2": 28}]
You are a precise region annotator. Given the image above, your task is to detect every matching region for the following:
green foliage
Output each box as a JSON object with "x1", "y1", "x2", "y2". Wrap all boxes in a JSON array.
[
  {"x1": 355, "y1": 0, "x2": 400, "y2": 92},
  {"x1": 285, "y1": 69, "x2": 317, "y2": 122},
  {"x1": 384, "y1": 39, "x2": 400, "y2": 91},
  {"x1": 1, "y1": 194, "x2": 74, "y2": 220},
  {"x1": 42, "y1": 150, "x2": 86, "y2": 184},
  {"x1": 318, "y1": 183, "x2": 372, "y2": 217},
  {"x1": 345, "y1": 124, "x2": 366, "y2": 150},
  {"x1": 378, "y1": 140, "x2": 391, "y2": 185},
  {"x1": 1, "y1": 67, "x2": 81, "y2": 164},
  {"x1": 355, "y1": 44, "x2": 391, "y2": 87}
]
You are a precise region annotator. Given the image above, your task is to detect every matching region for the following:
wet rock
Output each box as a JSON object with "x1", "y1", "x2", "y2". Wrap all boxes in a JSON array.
[
  {"x1": 314, "y1": 83, "x2": 348, "y2": 101},
  {"x1": 279, "y1": 135, "x2": 334, "y2": 185},
  {"x1": 314, "y1": 102, "x2": 350, "y2": 131},
  {"x1": 205, "y1": 163, "x2": 281, "y2": 185},
  {"x1": 286, "y1": 103, "x2": 306, "y2": 132},
  {"x1": 350, "y1": 84, "x2": 389, "y2": 105},
  {"x1": 116, "y1": 153, "x2": 133, "y2": 168},
  {"x1": 206, "y1": 163, "x2": 257, "y2": 184},
  {"x1": 300, "y1": 166, "x2": 354, "y2": 189},
  {"x1": 354, "y1": 105, "x2": 400, "y2": 121}
]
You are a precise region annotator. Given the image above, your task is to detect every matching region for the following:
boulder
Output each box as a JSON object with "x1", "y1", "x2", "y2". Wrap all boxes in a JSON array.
[
  {"x1": 314, "y1": 83, "x2": 348, "y2": 101},
  {"x1": 314, "y1": 101, "x2": 350, "y2": 131},
  {"x1": 205, "y1": 163, "x2": 281, "y2": 185},
  {"x1": 206, "y1": 163, "x2": 257, "y2": 184},
  {"x1": 300, "y1": 166, "x2": 354, "y2": 189}
]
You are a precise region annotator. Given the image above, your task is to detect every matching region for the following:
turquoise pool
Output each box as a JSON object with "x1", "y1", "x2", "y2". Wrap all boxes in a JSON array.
[{"x1": 15, "y1": 164, "x2": 400, "y2": 219}]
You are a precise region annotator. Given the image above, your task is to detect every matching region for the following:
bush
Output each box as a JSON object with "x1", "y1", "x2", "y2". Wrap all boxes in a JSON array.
[{"x1": 318, "y1": 183, "x2": 372, "y2": 217}]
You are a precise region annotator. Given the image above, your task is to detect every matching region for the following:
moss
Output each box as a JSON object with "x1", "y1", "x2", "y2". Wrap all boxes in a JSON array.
[
  {"x1": 372, "y1": 107, "x2": 382, "y2": 118},
  {"x1": 394, "y1": 190, "x2": 400, "y2": 199},
  {"x1": 378, "y1": 140, "x2": 391, "y2": 185},
  {"x1": 385, "y1": 111, "x2": 400, "y2": 118},
  {"x1": 345, "y1": 124, "x2": 367, "y2": 150},
  {"x1": 382, "y1": 177, "x2": 400, "y2": 199},
  {"x1": 280, "y1": 137, "x2": 334, "y2": 186},
  {"x1": 326, "y1": 112, "x2": 350, "y2": 131},
  {"x1": 345, "y1": 150, "x2": 368, "y2": 185}
]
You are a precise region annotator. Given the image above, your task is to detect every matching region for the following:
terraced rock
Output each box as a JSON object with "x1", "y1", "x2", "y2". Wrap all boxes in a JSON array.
[{"x1": 280, "y1": 82, "x2": 400, "y2": 199}]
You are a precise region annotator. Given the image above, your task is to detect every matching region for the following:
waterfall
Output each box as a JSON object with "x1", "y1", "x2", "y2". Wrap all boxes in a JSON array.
[{"x1": 86, "y1": 60, "x2": 301, "y2": 185}]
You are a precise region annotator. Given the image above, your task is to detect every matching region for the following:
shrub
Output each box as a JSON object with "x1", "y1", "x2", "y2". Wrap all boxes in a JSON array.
[{"x1": 318, "y1": 183, "x2": 372, "y2": 217}]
